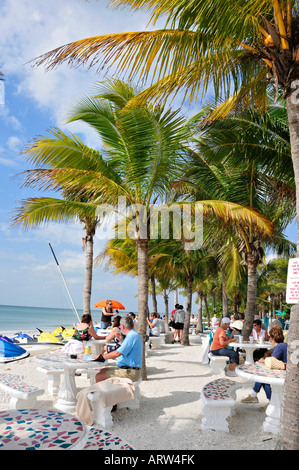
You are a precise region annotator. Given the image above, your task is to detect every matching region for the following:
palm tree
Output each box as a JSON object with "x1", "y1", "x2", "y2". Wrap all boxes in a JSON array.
[
  {"x1": 65, "y1": 79, "x2": 191, "y2": 379},
  {"x1": 11, "y1": 131, "x2": 105, "y2": 316}
]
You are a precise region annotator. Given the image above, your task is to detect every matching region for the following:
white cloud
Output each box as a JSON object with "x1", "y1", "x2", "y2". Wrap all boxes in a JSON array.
[
  {"x1": 7, "y1": 135, "x2": 22, "y2": 152},
  {"x1": 0, "y1": 156, "x2": 18, "y2": 168},
  {"x1": 0, "y1": 0, "x2": 152, "y2": 127}
]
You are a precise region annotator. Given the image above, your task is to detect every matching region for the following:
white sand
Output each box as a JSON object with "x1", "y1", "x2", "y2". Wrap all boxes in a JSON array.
[{"x1": 0, "y1": 334, "x2": 278, "y2": 450}]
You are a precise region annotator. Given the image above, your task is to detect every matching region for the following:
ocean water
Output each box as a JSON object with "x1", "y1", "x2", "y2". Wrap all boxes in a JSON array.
[{"x1": 0, "y1": 304, "x2": 129, "y2": 335}]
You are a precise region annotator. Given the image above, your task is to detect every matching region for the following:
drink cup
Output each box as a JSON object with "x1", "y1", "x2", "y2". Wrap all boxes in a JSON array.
[
  {"x1": 83, "y1": 341, "x2": 91, "y2": 355},
  {"x1": 239, "y1": 336, "x2": 243, "y2": 343},
  {"x1": 249, "y1": 337, "x2": 253, "y2": 343},
  {"x1": 259, "y1": 337, "x2": 263, "y2": 344}
]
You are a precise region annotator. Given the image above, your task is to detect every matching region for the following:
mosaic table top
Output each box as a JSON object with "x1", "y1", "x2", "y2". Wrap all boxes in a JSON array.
[
  {"x1": 34, "y1": 351, "x2": 107, "y2": 370},
  {"x1": 236, "y1": 363, "x2": 286, "y2": 383},
  {"x1": 0, "y1": 408, "x2": 86, "y2": 450},
  {"x1": 83, "y1": 428, "x2": 134, "y2": 450}
]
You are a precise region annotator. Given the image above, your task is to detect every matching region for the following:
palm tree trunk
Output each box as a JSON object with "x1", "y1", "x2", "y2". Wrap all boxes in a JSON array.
[
  {"x1": 150, "y1": 275, "x2": 158, "y2": 312},
  {"x1": 182, "y1": 278, "x2": 192, "y2": 345},
  {"x1": 242, "y1": 254, "x2": 257, "y2": 339},
  {"x1": 136, "y1": 239, "x2": 149, "y2": 380},
  {"x1": 174, "y1": 288, "x2": 179, "y2": 305},
  {"x1": 163, "y1": 293, "x2": 169, "y2": 332},
  {"x1": 83, "y1": 233, "x2": 93, "y2": 316},
  {"x1": 196, "y1": 290, "x2": 203, "y2": 333},
  {"x1": 204, "y1": 294, "x2": 210, "y2": 326},
  {"x1": 222, "y1": 271, "x2": 229, "y2": 316},
  {"x1": 276, "y1": 95, "x2": 299, "y2": 449}
]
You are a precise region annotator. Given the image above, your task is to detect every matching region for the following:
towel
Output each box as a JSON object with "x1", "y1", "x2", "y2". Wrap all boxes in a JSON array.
[
  {"x1": 76, "y1": 377, "x2": 135, "y2": 425},
  {"x1": 61, "y1": 338, "x2": 83, "y2": 355}
]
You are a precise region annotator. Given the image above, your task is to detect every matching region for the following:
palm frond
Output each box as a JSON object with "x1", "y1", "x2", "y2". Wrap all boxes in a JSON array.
[{"x1": 11, "y1": 197, "x2": 98, "y2": 230}]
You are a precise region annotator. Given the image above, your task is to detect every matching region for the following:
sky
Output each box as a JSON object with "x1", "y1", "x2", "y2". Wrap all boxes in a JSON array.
[{"x1": 0, "y1": 0, "x2": 297, "y2": 313}]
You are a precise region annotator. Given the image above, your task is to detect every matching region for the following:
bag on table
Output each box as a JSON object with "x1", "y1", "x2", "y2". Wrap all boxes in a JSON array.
[{"x1": 264, "y1": 356, "x2": 286, "y2": 370}]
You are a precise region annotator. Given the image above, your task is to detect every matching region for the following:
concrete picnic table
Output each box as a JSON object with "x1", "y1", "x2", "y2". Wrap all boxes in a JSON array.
[
  {"x1": 230, "y1": 340, "x2": 273, "y2": 364},
  {"x1": 34, "y1": 351, "x2": 107, "y2": 413},
  {"x1": 236, "y1": 363, "x2": 286, "y2": 434}
]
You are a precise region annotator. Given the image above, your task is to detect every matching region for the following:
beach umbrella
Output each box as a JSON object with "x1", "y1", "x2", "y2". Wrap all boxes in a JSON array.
[{"x1": 94, "y1": 300, "x2": 125, "y2": 310}]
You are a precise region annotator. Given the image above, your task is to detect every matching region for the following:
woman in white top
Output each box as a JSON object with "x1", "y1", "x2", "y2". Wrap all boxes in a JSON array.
[
  {"x1": 147, "y1": 312, "x2": 161, "y2": 336},
  {"x1": 250, "y1": 319, "x2": 269, "y2": 361},
  {"x1": 250, "y1": 319, "x2": 269, "y2": 341}
]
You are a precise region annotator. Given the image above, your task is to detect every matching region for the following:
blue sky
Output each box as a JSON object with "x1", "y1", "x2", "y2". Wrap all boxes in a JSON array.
[{"x1": 0, "y1": 0, "x2": 297, "y2": 313}]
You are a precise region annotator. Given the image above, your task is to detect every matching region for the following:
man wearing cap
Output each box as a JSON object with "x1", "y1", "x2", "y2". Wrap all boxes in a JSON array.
[{"x1": 210, "y1": 316, "x2": 239, "y2": 377}]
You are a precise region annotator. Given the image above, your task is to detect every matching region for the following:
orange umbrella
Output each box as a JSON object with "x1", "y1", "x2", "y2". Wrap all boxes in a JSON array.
[{"x1": 94, "y1": 300, "x2": 125, "y2": 310}]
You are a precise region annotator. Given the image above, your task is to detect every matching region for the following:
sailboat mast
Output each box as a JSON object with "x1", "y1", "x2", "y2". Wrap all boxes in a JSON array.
[{"x1": 49, "y1": 243, "x2": 80, "y2": 323}]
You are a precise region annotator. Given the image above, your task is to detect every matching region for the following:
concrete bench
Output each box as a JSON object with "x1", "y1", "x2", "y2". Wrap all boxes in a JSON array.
[
  {"x1": 36, "y1": 366, "x2": 63, "y2": 396},
  {"x1": 208, "y1": 352, "x2": 230, "y2": 375},
  {"x1": 0, "y1": 372, "x2": 44, "y2": 409},
  {"x1": 87, "y1": 377, "x2": 142, "y2": 429},
  {"x1": 148, "y1": 336, "x2": 161, "y2": 350},
  {"x1": 201, "y1": 378, "x2": 242, "y2": 432}
]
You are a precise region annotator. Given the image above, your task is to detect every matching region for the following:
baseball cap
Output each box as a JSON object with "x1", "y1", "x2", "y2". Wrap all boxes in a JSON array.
[
  {"x1": 222, "y1": 317, "x2": 231, "y2": 324},
  {"x1": 232, "y1": 320, "x2": 243, "y2": 330}
]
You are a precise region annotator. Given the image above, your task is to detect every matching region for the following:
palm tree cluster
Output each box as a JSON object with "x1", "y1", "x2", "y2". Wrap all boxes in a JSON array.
[
  {"x1": 12, "y1": 79, "x2": 295, "y2": 369},
  {"x1": 13, "y1": 0, "x2": 299, "y2": 448}
]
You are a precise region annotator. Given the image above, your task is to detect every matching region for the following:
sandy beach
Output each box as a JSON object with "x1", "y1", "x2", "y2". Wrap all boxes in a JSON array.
[{"x1": 0, "y1": 333, "x2": 278, "y2": 450}]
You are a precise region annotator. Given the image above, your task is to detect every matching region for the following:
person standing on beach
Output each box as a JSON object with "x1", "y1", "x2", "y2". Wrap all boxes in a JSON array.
[
  {"x1": 172, "y1": 305, "x2": 186, "y2": 344},
  {"x1": 101, "y1": 299, "x2": 117, "y2": 329}
]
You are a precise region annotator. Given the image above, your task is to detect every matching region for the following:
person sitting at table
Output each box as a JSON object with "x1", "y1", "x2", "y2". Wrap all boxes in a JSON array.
[
  {"x1": 250, "y1": 319, "x2": 269, "y2": 361},
  {"x1": 62, "y1": 314, "x2": 106, "y2": 355},
  {"x1": 210, "y1": 317, "x2": 238, "y2": 377},
  {"x1": 147, "y1": 312, "x2": 162, "y2": 337},
  {"x1": 92, "y1": 315, "x2": 143, "y2": 383},
  {"x1": 102, "y1": 315, "x2": 125, "y2": 353},
  {"x1": 241, "y1": 327, "x2": 287, "y2": 408}
]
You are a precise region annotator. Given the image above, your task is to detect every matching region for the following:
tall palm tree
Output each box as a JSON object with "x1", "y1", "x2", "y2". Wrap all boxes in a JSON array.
[
  {"x1": 11, "y1": 132, "x2": 104, "y2": 316},
  {"x1": 64, "y1": 79, "x2": 190, "y2": 379}
]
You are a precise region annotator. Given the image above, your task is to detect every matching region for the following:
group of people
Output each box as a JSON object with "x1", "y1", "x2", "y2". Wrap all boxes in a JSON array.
[
  {"x1": 209, "y1": 314, "x2": 287, "y2": 409},
  {"x1": 63, "y1": 300, "x2": 143, "y2": 384}
]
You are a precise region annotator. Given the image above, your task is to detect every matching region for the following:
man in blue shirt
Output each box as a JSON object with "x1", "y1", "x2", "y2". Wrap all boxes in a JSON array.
[{"x1": 95, "y1": 315, "x2": 143, "y2": 383}]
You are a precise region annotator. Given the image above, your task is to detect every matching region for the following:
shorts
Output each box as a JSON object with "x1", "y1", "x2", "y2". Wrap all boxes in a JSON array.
[
  {"x1": 174, "y1": 322, "x2": 184, "y2": 330},
  {"x1": 106, "y1": 343, "x2": 119, "y2": 353},
  {"x1": 105, "y1": 365, "x2": 141, "y2": 382}
]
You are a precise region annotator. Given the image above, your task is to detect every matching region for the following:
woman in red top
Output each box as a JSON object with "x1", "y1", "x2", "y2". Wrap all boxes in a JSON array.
[{"x1": 210, "y1": 317, "x2": 238, "y2": 377}]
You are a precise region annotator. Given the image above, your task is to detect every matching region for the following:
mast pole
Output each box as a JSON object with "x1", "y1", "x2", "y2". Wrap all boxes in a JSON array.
[{"x1": 49, "y1": 243, "x2": 80, "y2": 323}]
